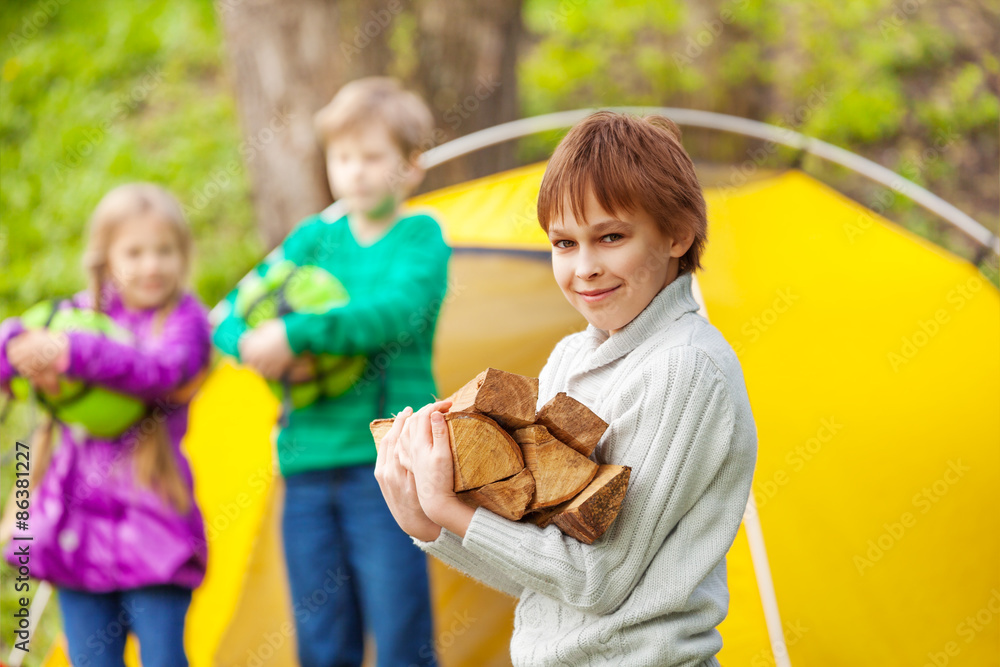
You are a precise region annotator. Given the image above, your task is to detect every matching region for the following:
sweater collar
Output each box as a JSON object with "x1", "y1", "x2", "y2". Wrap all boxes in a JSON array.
[{"x1": 576, "y1": 272, "x2": 700, "y2": 373}]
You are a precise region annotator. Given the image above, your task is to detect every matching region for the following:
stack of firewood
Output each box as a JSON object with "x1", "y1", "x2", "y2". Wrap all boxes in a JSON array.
[{"x1": 370, "y1": 368, "x2": 631, "y2": 544}]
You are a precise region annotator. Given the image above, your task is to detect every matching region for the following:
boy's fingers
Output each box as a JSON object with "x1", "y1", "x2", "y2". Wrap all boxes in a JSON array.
[
  {"x1": 430, "y1": 411, "x2": 448, "y2": 445},
  {"x1": 398, "y1": 442, "x2": 413, "y2": 471},
  {"x1": 377, "y1": 406, "x2": 412, "y2": 468}
]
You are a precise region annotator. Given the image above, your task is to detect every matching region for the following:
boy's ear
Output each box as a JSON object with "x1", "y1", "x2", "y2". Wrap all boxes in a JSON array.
[{"x1": 669, "y1": 228, "x2": 696, "y2": 257}]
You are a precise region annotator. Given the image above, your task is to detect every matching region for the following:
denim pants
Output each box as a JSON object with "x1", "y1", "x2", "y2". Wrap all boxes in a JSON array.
[
  {"x1": 281, "y1": 464, "x2": 438, "y2": 667},
  {"x1": 59, "y1": 584, "x2": 192, "y2": 667}
]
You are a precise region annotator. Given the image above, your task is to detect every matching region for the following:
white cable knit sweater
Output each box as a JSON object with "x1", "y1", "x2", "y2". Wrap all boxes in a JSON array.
[{"x1": 414, "y1": 272, "x2": 758, "y2": 667}]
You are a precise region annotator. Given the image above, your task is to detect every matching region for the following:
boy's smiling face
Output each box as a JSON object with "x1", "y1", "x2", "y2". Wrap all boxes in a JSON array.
[
  {"x1": 325, "y1": 122, "x2": 418, "y2": 221},
  {"x1": 548, "y1": 188, "x2": 691, "y2": 335}
]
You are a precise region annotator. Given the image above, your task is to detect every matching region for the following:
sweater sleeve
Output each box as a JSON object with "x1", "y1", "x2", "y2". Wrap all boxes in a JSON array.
[
  {"x1": 211, "y1": 262, "x2": 272, "y2": 361},
  {"x1": 282, "y1": 216, "x2": 451, "y2": 356},
  {"x1": 446, "y1": 346, "x2": 738, "y2": 615},
  {"x1": 65, "y1": 296, "x2": 212, "y2": 401},
  {"x1": 411, "y1": 529, "x2": 524, "y2": 599}
]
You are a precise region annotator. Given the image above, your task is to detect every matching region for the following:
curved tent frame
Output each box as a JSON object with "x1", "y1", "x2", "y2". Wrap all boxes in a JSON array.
[{"x1": 417, "y1": 107, "x2": 1000, "y2": 257}]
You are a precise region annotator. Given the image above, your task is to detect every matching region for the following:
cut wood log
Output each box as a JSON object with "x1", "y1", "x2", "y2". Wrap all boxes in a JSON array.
[
  {"x1": 447, "y1": 368, "x2": 538, "y2": 431},
  {"x1": 445, "y1": 412, "x2": 524, "y2": 491},
  {"x1": 551, "y1": 464, "x2": 631, "y2": 544},
  {"x1": 458, "y1": 468, "x2": 535, "y2": 521},
  {"x1": 369, "y1": 413, "x2": 524, "y2": 492},
  {"x1": 522, "y1": 503, "x2": 562, "y2": 529},
  {"x1": 535, "y1": 392, "x2": 608, "y2": 457},
  {"x1": 370, "y1": 418, "x2": 393, "y2": 447},
  {"x1": 511, "y1": 425, "x2": 598, "y2": 510}
]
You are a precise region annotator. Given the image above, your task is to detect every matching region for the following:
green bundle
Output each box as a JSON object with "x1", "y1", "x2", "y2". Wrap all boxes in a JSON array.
[
  {"x1": 9, "y1": 301, "x2": 147, "y2": 438},
  {"x1": 234, "y1": 260, "x2": 367, "y2": 409}
]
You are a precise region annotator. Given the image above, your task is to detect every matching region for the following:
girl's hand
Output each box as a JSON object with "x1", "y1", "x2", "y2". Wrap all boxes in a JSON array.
[
  {"x1": 374, "y1": 405, "x2": 443, "y2": 542},
  {"x1": 404, "y1": 402, "x2": 476, "y2": 538},
  {"x1": 239, "y1": 320, "x2": 294, "y2": 380},
  {"x1": 7, "y1": 330, "x2": 68, "y2": 394}
]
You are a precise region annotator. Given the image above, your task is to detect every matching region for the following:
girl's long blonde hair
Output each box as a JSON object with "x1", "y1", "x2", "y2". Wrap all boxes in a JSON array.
[{"x1": 33, "y1": 183, "x2": 196, "y2": 514}]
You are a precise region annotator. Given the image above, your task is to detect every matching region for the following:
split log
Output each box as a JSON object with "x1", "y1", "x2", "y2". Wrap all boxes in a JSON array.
[
  {"x1": 370, "y1": 418, "x2": 393, "y2": 446},
  {"x1": 447, "y1": 368, "x2": 538, "y2": 431},
  {"x1": 535, "y1": 392, "x2": 608, "y2": 457},
  {"x1": 458, "y1": 468, "x2": 535, "y2": 521},
  {"x1": 551, "y1": 465, "x2": 631, "y2": 544},
  {"x1": 511, "y1": 425, "x2": 598, "y2": 510},
  {"x1": 369, "y1": 412, "x2": 524, "y2": 492},
  {"x1": 445, "y1": 412, "x2": 524, "y2": 491}
]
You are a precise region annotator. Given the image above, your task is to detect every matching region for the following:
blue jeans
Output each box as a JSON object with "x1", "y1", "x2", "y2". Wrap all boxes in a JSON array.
[
  {"x1": 281, "y1": 464, "x2": 437, "y2": 667},
  {"x1": 59, "y1": 584, "x2": 192, "y2": 667}
]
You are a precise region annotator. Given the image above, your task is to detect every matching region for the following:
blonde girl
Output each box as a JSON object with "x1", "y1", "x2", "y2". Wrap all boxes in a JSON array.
[{"x1": 1, "y1": 183, "x2": 210, "y2": 667}]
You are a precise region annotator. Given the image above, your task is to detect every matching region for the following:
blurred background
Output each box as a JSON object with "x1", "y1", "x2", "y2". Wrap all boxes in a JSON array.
[{"x1": 1, "y1": 0, "x2": 998, "y2": 663}]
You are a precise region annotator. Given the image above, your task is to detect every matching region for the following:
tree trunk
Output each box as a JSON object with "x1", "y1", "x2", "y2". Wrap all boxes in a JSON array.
[
  {"x1": 218, "y1": 0, "x2": 394, "y2": 247},
  {"x1": 412, "y1": 0, "x2": 523, "y2": 191}
]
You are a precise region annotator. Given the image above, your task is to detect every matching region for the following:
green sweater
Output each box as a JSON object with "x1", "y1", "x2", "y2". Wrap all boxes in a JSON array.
[{"x1": 213, "y1": 210, "x2": 451, "y2": 476}]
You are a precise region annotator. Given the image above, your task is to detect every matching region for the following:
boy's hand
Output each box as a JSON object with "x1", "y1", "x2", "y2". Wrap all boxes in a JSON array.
[
  {"x1": 239, "y1": 320, "x2": 295, "y2": 380},
  {"x1": 402, "y1": 401, "x2": 476, "y2": 538},
  {"x1": 374, "y1": 405, "x2": 443, "y2": 542},
  {"x1": 7, "y1": 330, "x2": 68, "y2": 394}
]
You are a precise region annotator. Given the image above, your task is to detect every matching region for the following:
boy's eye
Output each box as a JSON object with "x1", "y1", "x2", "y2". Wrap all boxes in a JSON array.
[
  {"x1": 602, "y1": 233, "x2": 624, "y2": 242},
  {"x1": 552, "y1": 239, "x2": 574, "y2": 249}
]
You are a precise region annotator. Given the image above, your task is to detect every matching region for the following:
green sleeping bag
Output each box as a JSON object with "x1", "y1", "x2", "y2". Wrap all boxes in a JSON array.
[
  {"x1": 9, "y1": 300, "x2": 148, "y2": 438},
  {"x1": 234, "y1": 260, "x2": 367, "y2": 410}
]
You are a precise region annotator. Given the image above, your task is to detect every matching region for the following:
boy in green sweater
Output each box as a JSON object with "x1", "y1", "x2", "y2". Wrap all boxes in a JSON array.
[{"x1": 213, "y1": 77, "x2": 447, "y2": 667}]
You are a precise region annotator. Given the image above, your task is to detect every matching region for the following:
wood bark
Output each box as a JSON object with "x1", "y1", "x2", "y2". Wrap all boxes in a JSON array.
[
  {"x1": 447, "y1": 367, "x2": 538, "y2": 431},
  {"x1": 411, "y1": 0, "x2": 523, "y2": 191},
  {"x1": 527, "y1": 465, "x2": 631, "y2": 543},
  {"x1": 552, "y1": 465, "x2": 631, "y2": 544},
  {"x1": 535, "y1": 392, "x2": 608, "y2": 457},
  {"x1": 218, "y1": 0, "x2": 393, "y2": 246}
]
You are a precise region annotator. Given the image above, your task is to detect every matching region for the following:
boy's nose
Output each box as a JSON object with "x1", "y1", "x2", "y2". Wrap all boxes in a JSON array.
[{"x1": 575, "y1": 249, "x2": 603, "y2": 279}]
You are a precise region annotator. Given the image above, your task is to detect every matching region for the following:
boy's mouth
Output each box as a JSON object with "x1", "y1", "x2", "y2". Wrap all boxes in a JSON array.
[{"x1": 577, "y1": 285, "x2": 620, "y2": 302}]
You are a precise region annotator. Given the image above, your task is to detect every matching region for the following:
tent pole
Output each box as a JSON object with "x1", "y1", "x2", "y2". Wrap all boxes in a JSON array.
[{"x1": 743, "y1": 493, "x2": 794, "y2": 667}]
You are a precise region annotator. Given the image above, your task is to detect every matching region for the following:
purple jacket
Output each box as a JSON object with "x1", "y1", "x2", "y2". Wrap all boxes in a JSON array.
[{"x1": 1, "y1": 288, "x2": 210, "y2": 592}]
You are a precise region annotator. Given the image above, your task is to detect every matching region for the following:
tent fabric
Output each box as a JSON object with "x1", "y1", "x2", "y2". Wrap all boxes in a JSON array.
[{"x1": 40, "y1": 165, "x2": 999, "y2": 666}]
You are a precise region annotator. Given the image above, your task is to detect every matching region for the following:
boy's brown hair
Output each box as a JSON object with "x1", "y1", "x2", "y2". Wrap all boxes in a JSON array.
[
  {"x1": 314, "y1": 76, "x2": 435, "y2": 159},
  {"x1": 537, "y1": 111, "x2": 708, "y2": 275}
]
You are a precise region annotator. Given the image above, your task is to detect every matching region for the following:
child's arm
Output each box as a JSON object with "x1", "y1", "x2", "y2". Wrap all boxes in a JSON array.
[
  {"x1": 280, "y1": 217, "x2": 451, "y2": 357},
  {"x1": 412, "y1": 528, "x2": 525, "y2": 599},
  {"x1": 211, "y1": 261, "x2": 273, "y2": 362},
  {"x1": 413, "y1": 346, "x2": 747, "y2": 615},
  {"x1": 63, "y1": 296, "x2": 211, "y2": 402}
]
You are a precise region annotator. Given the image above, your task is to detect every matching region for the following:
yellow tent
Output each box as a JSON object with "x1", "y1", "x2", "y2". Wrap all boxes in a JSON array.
[{"x1": 40, "y1": 140, "x2": 998, "y2": 666}]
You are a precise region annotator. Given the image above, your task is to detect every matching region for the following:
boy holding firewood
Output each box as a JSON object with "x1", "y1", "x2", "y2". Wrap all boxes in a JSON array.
[{"x1": 376, "y1": 111, "x2": 758, "y2": 666}]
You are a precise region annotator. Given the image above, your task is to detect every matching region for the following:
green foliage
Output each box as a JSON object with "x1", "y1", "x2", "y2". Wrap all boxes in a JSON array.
[
  {"x1": 0, "y1": 0, "x2": 262, "y2": 324},
  {"x1": 521, "y1": 0, "x2": 999, "y2": 273}
]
